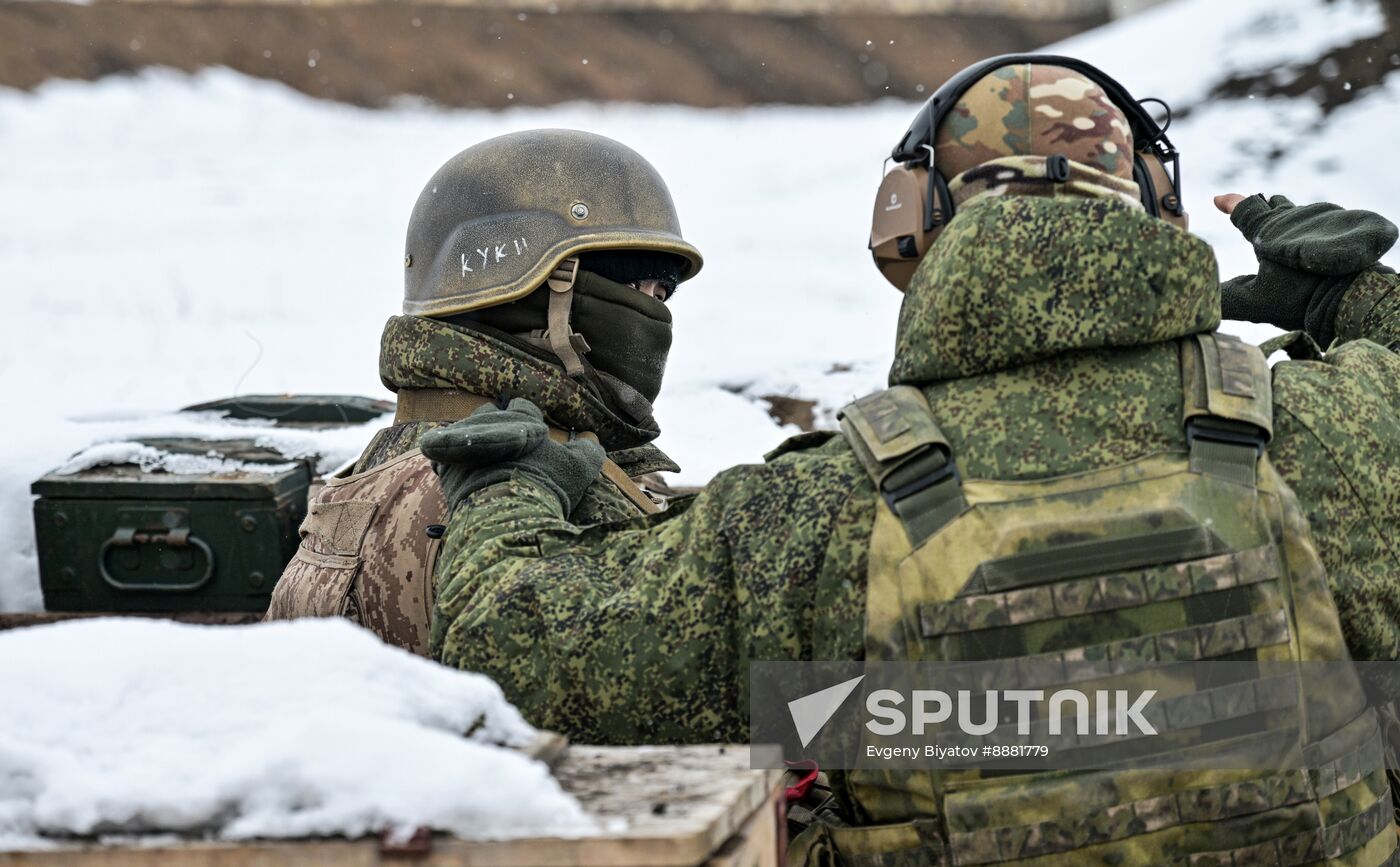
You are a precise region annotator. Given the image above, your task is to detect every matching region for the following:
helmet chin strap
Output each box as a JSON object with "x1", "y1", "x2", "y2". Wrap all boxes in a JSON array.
[{"x1": 544, "y1": 256, "x2": 589, "y2": 377}]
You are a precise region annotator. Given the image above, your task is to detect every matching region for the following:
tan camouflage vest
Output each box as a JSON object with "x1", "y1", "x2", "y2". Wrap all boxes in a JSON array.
[
  {"x1": 265, "y1": 389, "x2": 660, "y2": 656},
  {"x1": 264, "y1": 447, "x2": 445, "y2": 655},
  {"x1": 797, "y1": 333, "x2": 1396, "y2": 866}
]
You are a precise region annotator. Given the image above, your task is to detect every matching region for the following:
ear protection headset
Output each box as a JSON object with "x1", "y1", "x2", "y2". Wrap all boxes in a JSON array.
[{"x1": 870, "y1": 53, "x2": 1187, "y2": 290}]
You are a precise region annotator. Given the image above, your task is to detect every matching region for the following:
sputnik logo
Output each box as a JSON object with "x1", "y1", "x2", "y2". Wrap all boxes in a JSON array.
[{"x1": 787, "y1": 675, "x2": 864, "y2": 748}]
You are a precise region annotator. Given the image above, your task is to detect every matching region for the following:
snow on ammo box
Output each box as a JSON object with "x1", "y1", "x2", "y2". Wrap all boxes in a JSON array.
[
  {"x1": 1, "y1": 0, "x2": 1397, "y2": 614},
  {"x1": 0, "y1": 617, "x2": 593, "y2": 848}
]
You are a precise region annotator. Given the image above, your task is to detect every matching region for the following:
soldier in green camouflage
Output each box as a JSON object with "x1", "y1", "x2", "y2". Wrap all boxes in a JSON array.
[
  {"x1": 426, "y1": 61, "x2": 1400, "y2": 865},
  {"x1": 264, "y1": 129, "x2": 702, "y2": 655}
]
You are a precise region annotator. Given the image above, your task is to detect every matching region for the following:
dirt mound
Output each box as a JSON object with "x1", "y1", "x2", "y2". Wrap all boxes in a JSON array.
[
  {"x1": 1208, "y1": 3, "x2": 1400, "y2": 120},
  {"x1": 0, "y1": 3, "x2": 1100, "y2": 108}
]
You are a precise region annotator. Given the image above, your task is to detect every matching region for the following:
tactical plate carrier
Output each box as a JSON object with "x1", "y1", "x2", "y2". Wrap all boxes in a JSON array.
[{"x1": 801, "y1": 333, "x2": 1397, "y2": 866}]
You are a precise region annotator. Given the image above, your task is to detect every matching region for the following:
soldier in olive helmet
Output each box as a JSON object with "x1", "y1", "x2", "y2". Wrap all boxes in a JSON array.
[
  {"x1": 419, "y1": 58, "x2": 1400, "y2": 864},
  {"x1": 264, "y1": 129, "x2": 702, "y2": 656}
]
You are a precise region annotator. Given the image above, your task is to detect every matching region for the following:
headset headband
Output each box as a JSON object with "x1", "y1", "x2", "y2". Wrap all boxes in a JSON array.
[
  {"x1": 890, "y1": 53, "x2": 1180, "y2": 179},
  {"x1": 869, "y1": 53, "x2": 1189, "y2": 290}
]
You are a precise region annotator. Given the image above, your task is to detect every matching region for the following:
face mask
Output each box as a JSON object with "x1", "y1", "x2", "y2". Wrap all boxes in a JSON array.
[
  {"x1": 569, "y1": 270, "x2": 672, "y2": 404},
  {"x1": 450, "y1": 269, "x2": 673, "y2": 405}
]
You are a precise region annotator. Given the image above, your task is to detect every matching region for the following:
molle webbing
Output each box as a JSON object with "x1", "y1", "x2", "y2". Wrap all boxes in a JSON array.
[
  {"x1": 938, "y1": 602, "x2": 1291, "y2": 674},
  {"x1": 394, "y1": 387, "x2": 659, "y2": 515},
  {"x1": 945, "y1": 712, "x2": 1393, "y2": 864},
  {"x1": 947, "y1": 768, "x2": 1394, "y2": 867},
  {"x1": 962, "y1": 525, "x2": 1226, "y2": 596},
  {"x1": 960, "y1": 674, "x2": 1302, "y2": 754},
  {"x1": 922, "y1": 544, "x2": 1279, "y2": 637},
  {"x1": 838, "y1": 386, "x2": 966, "y2": 547},
  {"x1": 1181, "y1": 333, "x2": 1273, "y2": 487}
]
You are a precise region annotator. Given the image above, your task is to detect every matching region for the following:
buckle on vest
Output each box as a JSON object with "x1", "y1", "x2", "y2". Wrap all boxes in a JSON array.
[
  {"x1": 882, "y1": 448, "x2": 959, "y2": 508},
  {"x1": 1185, "y1": 419, "x2": 1267, "y2": 456}
]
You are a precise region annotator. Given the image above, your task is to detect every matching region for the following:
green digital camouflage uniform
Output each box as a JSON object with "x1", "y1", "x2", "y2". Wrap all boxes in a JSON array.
[
  {"x1": 430, "y1": 64, "x2": 1400, "y2": 864},
  {"x1": 431, "y1": 186, "x2": 1400, "y2": 739},
  {"x1": 358, "y1": 312, "x2": 678, "y2": 523}
]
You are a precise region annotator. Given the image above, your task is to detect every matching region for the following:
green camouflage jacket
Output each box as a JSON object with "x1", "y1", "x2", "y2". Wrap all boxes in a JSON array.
[
  {"x1": 357, "y1": 314, "x2": 677, "y2": 524},
  {"x1": 431, "y1": 194, "x2": 1400, "y2": 746}
]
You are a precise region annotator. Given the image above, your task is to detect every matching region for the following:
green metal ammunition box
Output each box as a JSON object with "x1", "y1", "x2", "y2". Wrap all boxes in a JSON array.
[
  {"x1": 33, "y1": 456, "x2": 307, "y2": 612},
  {"x1": 31, "y1": 394, "x2": 393, "y2": 614}
]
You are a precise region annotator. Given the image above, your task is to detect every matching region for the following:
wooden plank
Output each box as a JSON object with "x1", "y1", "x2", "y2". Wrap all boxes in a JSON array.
[
  {"x1": 447, "y1": 745, "x2": 778, "y2": 866},
  {"x1": 705, "y1": 783, "x2": 782, "y2": 867},
  {"x1": 0, "y1": 746, "x2": 783, "y2": 867}
]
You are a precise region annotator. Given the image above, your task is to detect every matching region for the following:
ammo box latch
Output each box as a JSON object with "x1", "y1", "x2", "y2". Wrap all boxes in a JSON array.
[{"x1": 100, "y1": 510, "x2": 216, "y2": 594}]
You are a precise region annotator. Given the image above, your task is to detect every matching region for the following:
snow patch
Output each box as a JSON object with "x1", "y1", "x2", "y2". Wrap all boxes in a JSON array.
[
  {"x1": 53, "y1": 442, "x2": 296, "y2": 476},
  {"x1": 0, "y1": 618, "x2": 593, "y2": 849}
]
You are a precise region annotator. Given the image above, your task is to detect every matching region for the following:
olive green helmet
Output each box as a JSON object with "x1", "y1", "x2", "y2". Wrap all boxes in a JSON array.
[{"x1": 403, "y1": 129, "x2": 703, "y2": 318}]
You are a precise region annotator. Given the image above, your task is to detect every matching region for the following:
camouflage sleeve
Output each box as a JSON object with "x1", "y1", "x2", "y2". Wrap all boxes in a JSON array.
[
  {"x1": 429, "y1": 436, "x2": 874, "y2": 744},
  {"x1": 1270, "y1": 268, "x2": 1400, "y2": 661},
  {"x1": 1334, "y1": 267, "x2": 1400, "y2": 352}
]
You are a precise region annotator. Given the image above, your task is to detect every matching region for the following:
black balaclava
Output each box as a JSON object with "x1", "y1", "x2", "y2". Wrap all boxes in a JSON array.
[{"x1": 444, "y1": 251, "x2": 684, "y2": 419}]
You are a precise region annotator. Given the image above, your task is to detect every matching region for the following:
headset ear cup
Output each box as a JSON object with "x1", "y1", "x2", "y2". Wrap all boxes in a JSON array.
[
  {"x1": 871, "y1": 164, "x2": 936, "y2": 291},
  {"x1": 1137, "y1": 152, "x2": 1188, "y2": 231}
]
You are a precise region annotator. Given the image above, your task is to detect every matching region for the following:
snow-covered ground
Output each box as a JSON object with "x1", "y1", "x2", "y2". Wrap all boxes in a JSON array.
[
  {"x1": 0, "y1": 617, "x2": 591, "y2": 847},
  {"x1": 2, "y1": 0, "x2": 1397, "y2": 610}
]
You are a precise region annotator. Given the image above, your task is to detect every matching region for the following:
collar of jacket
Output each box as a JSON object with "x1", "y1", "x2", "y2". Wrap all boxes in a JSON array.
[
  {"x1": 378, "y1": 314, "x2": 662, "y2": 451},
  {"x1": 889, "y1": 193, "x2": 1221, "y2": 385}
]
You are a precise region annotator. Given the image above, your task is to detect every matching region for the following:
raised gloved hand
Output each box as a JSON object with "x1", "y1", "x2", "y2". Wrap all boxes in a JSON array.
[
  {"x1": 420, "y1": 397, "x2": 605, "y2": 513},
  {"x1": 1216, "y1": 193, "x2": 1397, "y2": 346}
]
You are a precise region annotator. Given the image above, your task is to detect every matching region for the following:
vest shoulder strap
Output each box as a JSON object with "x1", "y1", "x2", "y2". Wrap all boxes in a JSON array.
[
  {"x1": 599, "y1": 457, "x2": 661, "y2": 514},
  {"x1": 1180, "y1": 333, "x2": 1274, "y2": 487},
  {"x1": 838, "y1": 386, "x2": 965, "y2": 548}
]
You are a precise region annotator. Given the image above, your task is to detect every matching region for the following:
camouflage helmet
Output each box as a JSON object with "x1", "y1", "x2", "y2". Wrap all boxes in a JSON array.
[
  {"x1": 872, "y1": 56, "x2": 1187, "y2": 289},
  {"x1": 403, "y1": 129, "x2": 703, "y2": 318},
  {"x1": 934, "y1": 63, "x2": 1135, "y2": 182}
]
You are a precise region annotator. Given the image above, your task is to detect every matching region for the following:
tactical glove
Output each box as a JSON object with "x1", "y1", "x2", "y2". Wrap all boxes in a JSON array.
[
  {"x1": 1220, "y1": 194, "x2": 1397, "y2": 347},
  {"x1": 420, "y1": 398, "x2": 605, "y2": 514}
]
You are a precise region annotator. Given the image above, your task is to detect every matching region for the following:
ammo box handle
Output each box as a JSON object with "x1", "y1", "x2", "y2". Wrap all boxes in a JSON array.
[{"x1": 99, "y1": 527, "x2": 216, "y2": 593}]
